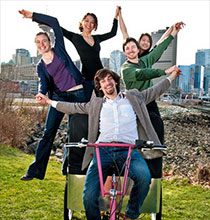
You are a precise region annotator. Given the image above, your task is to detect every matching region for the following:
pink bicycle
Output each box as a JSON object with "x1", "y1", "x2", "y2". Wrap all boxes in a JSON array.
[{"x1": 65, "y1": 139, "x2": 166, "y2": 220}]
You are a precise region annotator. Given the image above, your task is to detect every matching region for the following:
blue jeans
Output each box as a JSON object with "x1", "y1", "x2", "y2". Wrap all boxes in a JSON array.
[
  {"x1": 27, "y1": 89, "x2": 85, "y2": 179},
  {"x1": 83, "y1": 148, "x2": 151, "y2": 220}
]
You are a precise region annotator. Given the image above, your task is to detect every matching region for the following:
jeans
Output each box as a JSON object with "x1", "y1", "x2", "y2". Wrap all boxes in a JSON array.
[
  {"x1": 83, "y1": 147, "x2": 151, "y2": 220},
  {"x1": 83, "y1": 80, "x2": 94, "y2": 102},
  {"x1": 26, "y1": 88, "x2": 85, "y2": 179}
]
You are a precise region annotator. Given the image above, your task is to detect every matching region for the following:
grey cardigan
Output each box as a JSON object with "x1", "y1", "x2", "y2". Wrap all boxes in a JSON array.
[{"x1": 56, "y1": 78, "x2": 171, "y2": 169}]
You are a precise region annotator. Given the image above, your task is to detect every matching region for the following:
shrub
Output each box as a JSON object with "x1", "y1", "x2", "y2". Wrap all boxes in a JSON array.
[
  {"x1": 0, "y1": 82, "x2": 47, "y2": 149},
  {"x1": 0, "y1": 106, "x2": 47, "y2": 149}
]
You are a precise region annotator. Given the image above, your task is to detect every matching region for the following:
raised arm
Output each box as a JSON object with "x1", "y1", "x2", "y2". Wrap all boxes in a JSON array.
[
  {"x1": 156, "y1": 21, "x2": 185, "y2": 46},
  {"x1": 140, "y1": 34, "x2": 174, "y2": 67},
  {"x1": 142, "y1": 66, "x2": 181, "y2": 104},
  {"x1": 19, "y1": 9, "x2": 65, "y2": 46},
  {"x1": 36, "y1": 93, "x2": 89, "y2": 115},
  {"x1": 121, "y1": 64, "x2": 166, "y2": 83},
  {"x1": 97, "y1": 6, "x2": 120, "y2": 42},
  {"x1": 19, "y1": 9, "x2": 33, "y2": 18},
  {"x1": 118, "y1": 6, "x2": 129, "y2": 40}
]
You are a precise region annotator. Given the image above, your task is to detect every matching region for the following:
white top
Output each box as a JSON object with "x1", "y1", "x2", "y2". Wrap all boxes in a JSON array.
[{"x1": 97, "y1": 92, "x2": 138, "y2": 144}]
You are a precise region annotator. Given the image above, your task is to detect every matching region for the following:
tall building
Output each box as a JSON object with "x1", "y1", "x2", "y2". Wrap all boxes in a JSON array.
[
  {"x1": 15, "y1": 49, "x2": 31, "y2": 66},
  {"x1": 151, "y1": 28, "x2": 177, "y2": 70},
  {"x1": 151, "y1": 28, "x2": 178, "y2": 91},
  {"x1": 109, "y1": 50, "x2": 126, "y2": 75},
  {"x1": 178, "y1": 65, "x2": 196, "y2": 94},
  {"x1": 195, "y1": 49, "x2": 210, "y2": 66},
  {"x1": 204, "y1": 64, "x2": 210, "y2": 95},
  {"x1": 178, "y1": 64, "x2": 210, "y2": 96},
  {"x1": 101, "y1": 58, "x2": 110, "y2": 69},
  {"x1": 0, "y1": 63, "x2": 15, "y2": 80}
]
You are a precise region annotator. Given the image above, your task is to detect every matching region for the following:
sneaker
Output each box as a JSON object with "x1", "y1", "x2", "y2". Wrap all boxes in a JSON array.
[{"x1": 20, "y1": 174, "x2": 34, "y2": 181}]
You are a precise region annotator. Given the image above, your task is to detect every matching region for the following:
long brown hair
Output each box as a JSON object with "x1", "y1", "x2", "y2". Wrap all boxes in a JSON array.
[
  {"x1": 79, "y1": 13, "x2": 98, "y2": 32},
  {"x1": 138, "y1": 33, "x2": 153, "y2": 57}
]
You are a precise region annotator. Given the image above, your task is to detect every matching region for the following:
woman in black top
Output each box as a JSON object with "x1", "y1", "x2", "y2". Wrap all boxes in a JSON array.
[{"x1": 62, "y1": 6, "x2": 120, "y2": 101}]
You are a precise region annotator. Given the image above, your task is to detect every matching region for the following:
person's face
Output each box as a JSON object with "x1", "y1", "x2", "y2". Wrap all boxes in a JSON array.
[
  {"x1": 35, "y1": 34, "x2": 51, "y2": 55},
  {"x1": 139, "y1": 35, "x2": 151, "y2": 52},
  {"x1": 99, "y1": 74, "x2": 117, "y2": 98},
  {"x1": 82, "y1": 15, "x2": 96, "y2": 33},
  {"x1": 124, "y1": 41, "x2": 140, "y2": 60}
]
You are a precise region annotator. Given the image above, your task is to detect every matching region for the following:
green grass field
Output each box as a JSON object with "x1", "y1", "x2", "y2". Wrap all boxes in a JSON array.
[{"x1": 0, "y1": 145, "x2": 209, "y2": 220}]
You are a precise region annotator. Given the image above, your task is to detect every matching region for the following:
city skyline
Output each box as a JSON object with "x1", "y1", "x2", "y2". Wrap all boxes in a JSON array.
[{"x1": 1, "y1": 0, "x2": 210, "y2": 65}]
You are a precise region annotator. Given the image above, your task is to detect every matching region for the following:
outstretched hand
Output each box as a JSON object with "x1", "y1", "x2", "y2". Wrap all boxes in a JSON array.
[
  {"x1": 165, "y1": 65, "x2": 181, "y2": 75},
  {"x1": 174, "y1": 21, "x2": 185, "y2": 30},
  {"x1": 170, "y1": 21, "x2": 185, "y2": 37},
  {"x1": 115, "y1": 6, "x2": 121, "y2": 18},
  {"x1": 35, "y1": 93, "x2": 52, "y2": 105},
  {"x1": 18, "y1": 9, "x2": 33, "y2": 19}
]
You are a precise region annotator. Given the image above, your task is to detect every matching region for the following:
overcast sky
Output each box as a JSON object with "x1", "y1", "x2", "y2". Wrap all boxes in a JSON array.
[{"x1": 1, "y1": 0, "x2": 210, "y2": 65}]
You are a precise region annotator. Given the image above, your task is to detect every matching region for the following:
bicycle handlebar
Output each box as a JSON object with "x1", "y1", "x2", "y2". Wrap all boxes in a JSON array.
[
  {"x1": 134, "y1": 139, "x2": 166, "y2": 150},
  {"x1": 65, "y1": 138, "x2": 166, "y2": 151}
]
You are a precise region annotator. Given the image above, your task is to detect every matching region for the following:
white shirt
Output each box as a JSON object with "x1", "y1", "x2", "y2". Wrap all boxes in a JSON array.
[
  {"x1": 97, "y1": 92, "x2": 138, "y2": 144},
  {"x1": 51, "y1": 77, "x2": 172, "y2": 144}
]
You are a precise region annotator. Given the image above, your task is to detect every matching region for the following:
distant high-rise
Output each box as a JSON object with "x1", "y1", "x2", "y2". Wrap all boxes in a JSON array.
[
  {"x1": 151, "y1": 28, "x2": 177, "y2": 70},
  {"x1": 204, "y1": 64, "x2": 210, "y2": 95},
  {"x1": 109, "y1": 50, "x2": 126, "y2": 75},
  {"x1": 15, "y1": 48, "x2": 31, "y2": 66},
  {"x1": 178, "y1": 64, "x2": 210, "y2": 96},
  {"x1": 101, "y1": 58, "x2": 110, "y2": 69},
  {"x1": 151, "y1": 28, "x2": 178, "y2": 91},
  {"x1": 178, "y1": 65, "x2": 196, "y2": 94},
  {"x1": 195, "y1": 49, "x2": 210, "y2": 66}
]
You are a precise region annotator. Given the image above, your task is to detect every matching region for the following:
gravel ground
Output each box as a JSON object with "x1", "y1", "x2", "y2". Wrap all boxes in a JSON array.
[
  {"x1": 26, "y1": 102, "x2": 210, "y2": 187},
  {"x1": 159, "y1": 102, "x2": 210, "y2": 187}
]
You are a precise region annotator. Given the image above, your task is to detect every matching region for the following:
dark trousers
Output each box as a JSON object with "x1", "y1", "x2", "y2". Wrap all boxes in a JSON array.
[
  {"x1": 146, "y1": 100, "x2": 164, "y2": 178},
  {"x1": 147, "y1": 100, "x2": 164, "y2": 144},
  {"x1": 26, "y1": 89, "x2": 85, "y2": 179}
]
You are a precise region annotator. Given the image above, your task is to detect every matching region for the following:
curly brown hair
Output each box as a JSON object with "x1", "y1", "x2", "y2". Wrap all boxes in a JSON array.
[{"x1": 94, "y1": 68, "x2": 120, "y2": 97}]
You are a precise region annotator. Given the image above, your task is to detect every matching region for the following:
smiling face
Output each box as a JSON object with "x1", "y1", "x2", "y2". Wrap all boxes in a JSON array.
[
  {"x1": 35, "y1": 33, "x2": 51, "y2": 55},
  {"x1": 123, "y1": 41, "x2": 140, "y2": 60},
  {"x1": 138, "y1": 33, "x2": 152, "y2": 55},
  {"x1": 99, "y1": 74, "x2": 118, "y2": 99},
  {"x1": 80, "y1": 14, "x2": 97, "y2": 33}
]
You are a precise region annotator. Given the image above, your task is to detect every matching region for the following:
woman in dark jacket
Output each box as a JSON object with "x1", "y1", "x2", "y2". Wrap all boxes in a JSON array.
[{"x1": 19, "y1": 9, "x2": 85, "y2": 180}]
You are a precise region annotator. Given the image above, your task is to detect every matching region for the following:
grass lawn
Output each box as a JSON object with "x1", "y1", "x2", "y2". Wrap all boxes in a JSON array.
[
  {"x1": 0, "y1": 145, "x2": 66, "y2": 220},
  {"x1": 0, "y1": 145, "x2": 209, "y2": 220}
]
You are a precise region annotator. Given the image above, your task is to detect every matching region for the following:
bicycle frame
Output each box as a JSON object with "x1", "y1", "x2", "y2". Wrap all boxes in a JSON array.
[
  {"x1": 87, "y1": 142, "x2": 135, "y2": 220},
  {"x1": 65, "y1": 140, "x2": 166, "y2": 220}
]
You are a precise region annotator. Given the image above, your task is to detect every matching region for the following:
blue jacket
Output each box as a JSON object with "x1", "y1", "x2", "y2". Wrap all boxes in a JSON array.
[{"x1": 32, "y1": 12, "x2": 84, "y2": 98}]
